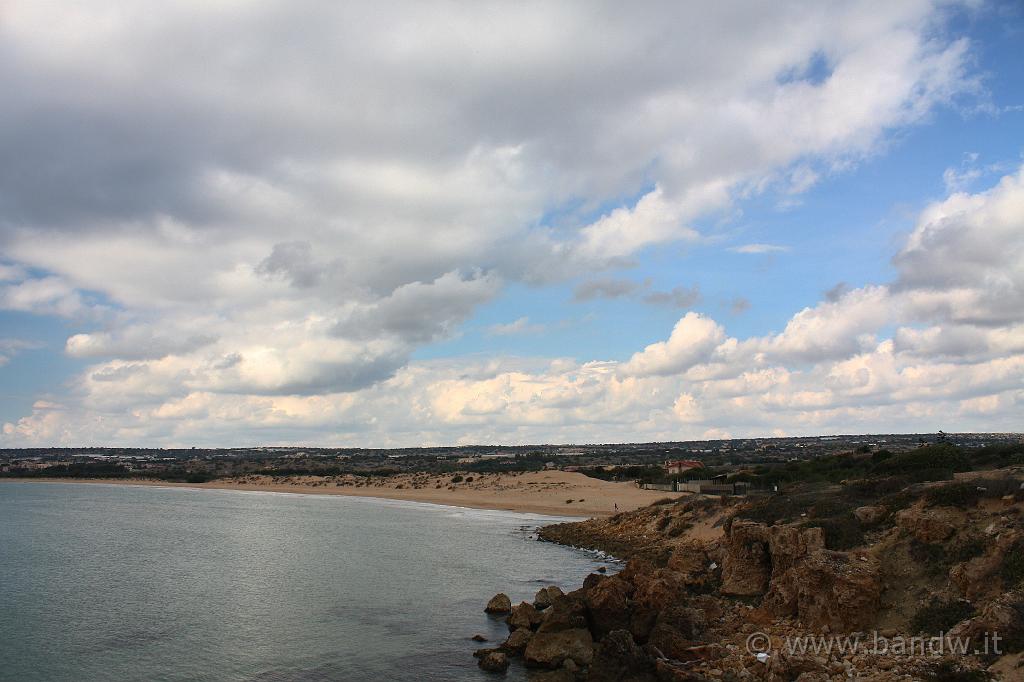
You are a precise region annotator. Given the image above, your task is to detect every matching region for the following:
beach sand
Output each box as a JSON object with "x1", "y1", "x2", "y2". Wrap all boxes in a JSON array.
[{"x1": 3, "y1": 471, "x2": 687, "y2": 517}]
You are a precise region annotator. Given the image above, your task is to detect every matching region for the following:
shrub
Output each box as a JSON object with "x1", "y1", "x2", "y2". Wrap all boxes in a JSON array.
[
  {"x1": 805, "y1": 513, "x2": 865, "y2": 550},
  {"x1": 975, "y1": 476, "x2": 1024, "y2": 499},
  {"x1": 450, "y1": 474, "x2": 463, "y2": 483},
  {"x1": 656, "y1": 516, "x2": 672, "y2": 531},
  {"x1": 651, "y1": 497, "x2": 676, "y2": 506},
  {"x1": 967, "y1": 443, "x2": 1024, "y2": 469},
  {"x1": 911, "y1": 598, "x2": 975, "y2": 634},
  {"x1": 736, "y1": 492, "x2": 811, "y2": 525},
  {"x1": 949, "y1": 537, "x2": 987, "y2": 564},
  {"x1": 808, "y1": 498, "x2": 855, "y2": 519},
  {"x1": 667, "y1": 521, "x2": 692, "y2": 537},
  {"x1": 1001, "y1": 539, "x2": 1024, "y2": 587},
  {"x1": 925, "y1": 661, "x2": 990, "y2": 682},
  {"x1": 871, "y1": 449, "x2": 893, "y2": 463},
  {"x1": 925, "y1": 482, "x2": 982, "y2": 508},
  {"x1": 876, "y1": 444, "x2": 971, "y2": 476}
]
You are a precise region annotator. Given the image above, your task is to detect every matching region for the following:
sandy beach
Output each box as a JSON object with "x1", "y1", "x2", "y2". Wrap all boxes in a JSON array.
[{"x1": 1, "y1": 471, "x2": 687, "y2": 517}]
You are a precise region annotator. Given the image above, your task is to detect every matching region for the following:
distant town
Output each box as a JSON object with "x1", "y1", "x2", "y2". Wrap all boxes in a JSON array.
[{"x1": 2, "y1": 432, "x2": 1020, "y2": 484}]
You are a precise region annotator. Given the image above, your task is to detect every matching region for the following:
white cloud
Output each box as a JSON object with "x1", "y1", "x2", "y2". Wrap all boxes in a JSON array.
[
  {"x1": 0, "y1": 338, "x2": 40, "y2": 367},
  {"x1": 621, "y1": 313, "x2": 726, "y2": 378},
  {"x1": 487, "y1": 317, "x2": 545, "y2": 337},
  {"x1": 729, "y1": 243, "x2": 792, "y2": 254},
  {"x1": 2, "y1": 0, "x2": 1012, "y2": 446}
]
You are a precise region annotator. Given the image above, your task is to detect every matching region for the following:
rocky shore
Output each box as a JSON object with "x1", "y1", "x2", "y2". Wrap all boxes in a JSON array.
[{"x1": 473, "y1": 473, "x2": 1024, "y2": 680}]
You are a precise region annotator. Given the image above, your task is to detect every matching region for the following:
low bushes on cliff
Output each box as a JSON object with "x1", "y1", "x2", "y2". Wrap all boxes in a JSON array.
[
  {"x1": 1002, "y1": 539, "x2": 1024, "y2": 588},
  {"x1": 910, "y1": 597, "x2": 976, "y2": 634},
  {"x1": 925, "y1": 477, "x2": 1022, "y2": 508},
  {"x1": 804, "y1": 512, "x2": 865, "y2": 550}
]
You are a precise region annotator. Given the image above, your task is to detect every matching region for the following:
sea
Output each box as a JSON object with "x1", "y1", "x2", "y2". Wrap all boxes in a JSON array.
[{"x1": 0, "y1": 481, "x2": 615, "y2": 681}]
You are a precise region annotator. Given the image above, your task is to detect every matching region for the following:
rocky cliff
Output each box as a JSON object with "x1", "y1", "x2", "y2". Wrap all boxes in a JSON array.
[{"x1": 476, "y1": 469, "x2": 1024, "y2": 680}]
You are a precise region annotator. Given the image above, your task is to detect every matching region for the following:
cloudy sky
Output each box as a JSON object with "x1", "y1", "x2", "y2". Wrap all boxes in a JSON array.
[{"x1": 1, "y1": 1, "x2": 1022, "y2": 447}]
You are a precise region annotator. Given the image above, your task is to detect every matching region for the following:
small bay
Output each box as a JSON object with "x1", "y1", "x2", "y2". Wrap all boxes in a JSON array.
[{"x1": 0, "y1": 482, "x2": 607, "y2": 681}]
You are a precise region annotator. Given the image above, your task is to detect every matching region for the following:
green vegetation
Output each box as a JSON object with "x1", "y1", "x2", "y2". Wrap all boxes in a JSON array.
[
  {"x1": 925, "y1": 477, "x2": 1023, "y2": 508},
  {"x1": 581, "y1": 465, "x2": 666, "y2": 483},
  {"x1": 732, "y1": 443, "x2": 971, "y2": 492},
  {"x1": 924, "y1": 481, "x2": 983, "y2": 507},
  {"x1": 908, "y1": 537, "x2": 985, "y2": 577},
  {"x1": 949, "y1": 537, "x2": 987, "y2": 564},
  {"x1": 924, "y1": 661, "x2": 990, "y2": 682},
  {"x1": 1001, "y1": 539, "x2": 1024, "y2": 587},
  {"x1": 805, "y1": 512, "x2": 865, "y2": 550},
  {"x1": 911, "y1": 598, "x2": 976, "y2": 634},
  {"x1": 966, "y1": 442, "x2": 1024, "y2": 469}
]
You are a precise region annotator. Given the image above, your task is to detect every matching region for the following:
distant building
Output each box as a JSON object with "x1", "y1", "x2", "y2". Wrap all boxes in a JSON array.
[{"x1": 664, "y1": 459, "x2": 704, "y2": 476}]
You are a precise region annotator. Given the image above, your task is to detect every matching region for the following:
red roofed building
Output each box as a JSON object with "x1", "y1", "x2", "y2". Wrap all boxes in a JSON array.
[{"x1": 664, "y1": 459, "x2": 704, "y2": 476}]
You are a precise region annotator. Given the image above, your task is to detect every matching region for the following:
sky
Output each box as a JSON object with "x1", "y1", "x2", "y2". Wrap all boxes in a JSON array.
[{"x1": 1, "y1": 0, "x2": 1022, "y2": 447}]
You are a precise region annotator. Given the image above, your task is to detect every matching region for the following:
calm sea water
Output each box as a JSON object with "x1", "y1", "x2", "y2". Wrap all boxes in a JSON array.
[{"x1": 0, "y1": 482, "x2": 613, "y2": 681}]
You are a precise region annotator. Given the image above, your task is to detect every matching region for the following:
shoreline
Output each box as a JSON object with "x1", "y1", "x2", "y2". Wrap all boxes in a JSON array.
[{"x1": 0, "y1": 471, "x2": 688, "y2": 518}]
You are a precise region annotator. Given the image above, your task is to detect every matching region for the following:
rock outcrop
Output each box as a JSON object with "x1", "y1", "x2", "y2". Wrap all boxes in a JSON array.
[
  {"x1": 854, "y1": 505, "x2": 887, "y2": 525},
  {"x1": 766, "y1": 550, "x2": 882, "y2": 631},
  {"x1": 523, "y1": 627, "x2": 593, "y2": 668},
  {"x1": 474, "y1": 470, "x2": 1024, "y2": 680},
  {"x1": 485, "y1": 592, "x2": 512, "y2": 614},
  {"x1": 721, "y1": 520, "x2": 880, "y2": 631},
  {"x1": 477, "y1": 649, "x2": 509, "y2": 672},
  {"x1": 719, "y1": 520, "x2": 774, "y2": 595},
  {"x1": 534, "y1": 585, "x2": 564, "y2": 610},
  {"x1": 507, "y1": 601, "x2": 544, "y2": 630},
  {"x1": 720, "y1": 520, "x2": 825, "y2": 594},
  {"x1": 587, "y1": 629, "x2": 655, "y2": 682},
  {"x1": 895, "y1": 505, "x2": 961, "y2": 544},
  {"x1": 951, "y1": 529, "x2": 1023, "y2": 600},
  {"x1": 501, "y1": 627, "x2": 532, "y2": 654}
]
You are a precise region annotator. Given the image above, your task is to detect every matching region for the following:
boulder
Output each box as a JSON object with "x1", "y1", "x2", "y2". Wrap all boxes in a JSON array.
[
  {"x1": 477, "y1": 649, "x2": 510, "y2": 673},
  {"x1": 523, "y1": 627, "x2": 594, "y2": 669},
  {"x1": 645, "y1": 622, "x2": 696, "y2": 661},
  {"x1": 485, "y1": 592, "x2": 512, "y2": 614},
  {"x1": 666, "y1": 543, "x2": 718, "y2": 591},
  {"x1": 653, "y1": 658, "x2": 713, "y2": 681},
  {"x1": 629, "y1": 568, "x2": 689, "y2": 641},
  {"x1": 764, "y1": 650, "x2": 830, "y2": 680},
  {"x1": 508, "y1": 601, "x2": 544, "y2": 631},
  {"x1": 587, "y1": 629, "x2": 656, "y2": 682},
  {"x1": 501, "y1": 627, "x2": 532, "y2": 654},
  {"x1": 538, "y1": 593, "x2": 589, "y2": 633},
  {"x1": 655, "y1": 604, "x2": 707, "y2": 640},
  {"x1": 534, "y1": 585, "x2": 565, "y2": 610},
  {"x1": 584, "y1": 575, "x2": 633, "y2": 637},
  {"x1": 853, "y1": 505, "x2": 888, "y2": 526}
]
